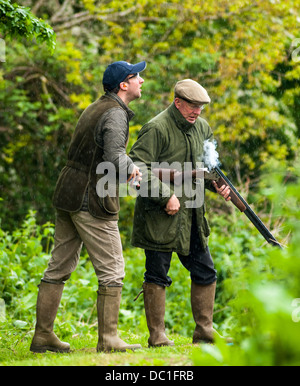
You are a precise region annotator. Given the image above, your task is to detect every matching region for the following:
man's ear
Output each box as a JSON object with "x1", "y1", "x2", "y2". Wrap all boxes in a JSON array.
[
  {"x1": 174, "y1": 97, "x2": 181, "y2": 109},
  {"x1": 120, "y1": 82, "x2": 128, "y2": 91}
]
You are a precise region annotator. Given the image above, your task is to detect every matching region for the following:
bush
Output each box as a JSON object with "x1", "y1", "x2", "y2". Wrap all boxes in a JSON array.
[
  {"x1": 193, "y1": 159, "x2": 300, "y2": 365},
  {"x1": 1, "y1": 160, "x2": 299, "y2": 365}
]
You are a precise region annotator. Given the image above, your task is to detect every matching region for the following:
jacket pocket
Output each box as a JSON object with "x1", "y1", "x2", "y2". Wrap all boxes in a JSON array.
[
  {"x1": 98, "y1": 195, "x2": 120, "y2": 215},
  {"x1": 52, "y1": 166, "x2": 88, "y2": 212},
  {"x1": 96, "y1": 173, "x2": 120, "y2": 215},
  {"x1": 144, "y1": 208, "x2": 179, "y2": 245},
  {"x1": 202, "y1": 215, "x2": 211, "y2": 237}
]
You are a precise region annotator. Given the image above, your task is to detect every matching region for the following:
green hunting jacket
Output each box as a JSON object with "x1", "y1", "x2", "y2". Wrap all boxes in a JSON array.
[{"x1": 129, "y1": 102, "x2": 216, "y2": 256}]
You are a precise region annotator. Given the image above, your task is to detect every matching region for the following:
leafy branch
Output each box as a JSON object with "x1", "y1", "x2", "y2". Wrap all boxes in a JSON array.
[{"x1": 0, "y1": 0, "x2": 56, "y2": 51}]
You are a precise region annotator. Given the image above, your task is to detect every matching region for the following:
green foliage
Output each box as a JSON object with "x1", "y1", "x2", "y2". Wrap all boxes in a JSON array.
[
  {"x1": 1, "y1": 0, "x2": 300, "y2": 229},
  {"x1": 193, "y1": 161, "x2": 300, "y2": 365},
  {"x1": 1, "y1": 0, "x2": 300, "y2": 366},
  {"x1": 0, "y1": 0, "x2": 56, "y2": 51},
  {"x1": 0, "y1": 210, "x2": 54, "y2": 322},
  {"x1": 1, "y1": 162, "x2": 300, "y2": 365}
]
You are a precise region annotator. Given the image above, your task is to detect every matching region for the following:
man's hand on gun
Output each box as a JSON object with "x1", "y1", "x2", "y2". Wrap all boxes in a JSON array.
[{"x1": 212, "y1": 181, "x2": 231, "y2": 202}]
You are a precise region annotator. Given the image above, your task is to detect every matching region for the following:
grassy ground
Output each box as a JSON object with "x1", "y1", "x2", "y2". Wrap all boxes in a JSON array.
[{"x1": 0, "y1": 332, "x2": 203, "y2": 366}]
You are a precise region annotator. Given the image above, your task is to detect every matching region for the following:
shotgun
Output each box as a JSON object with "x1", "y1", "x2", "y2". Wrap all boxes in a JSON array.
[{"x1": 152, "y1": 166, "x2": 282, "y2": 248}]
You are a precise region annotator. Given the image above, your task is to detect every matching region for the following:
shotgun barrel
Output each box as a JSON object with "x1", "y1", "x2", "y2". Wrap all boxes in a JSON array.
[{"x1": 213, "y1": 166, "x2": 282, "y2": 248}]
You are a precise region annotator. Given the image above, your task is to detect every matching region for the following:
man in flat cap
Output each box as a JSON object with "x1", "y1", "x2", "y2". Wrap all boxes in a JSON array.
[
  {"x1": 30, "y1": 61, "x2": 146, "y2": 354},
  {"x1": 129, "y1": 79, "x2": 230, "y2": 347}
]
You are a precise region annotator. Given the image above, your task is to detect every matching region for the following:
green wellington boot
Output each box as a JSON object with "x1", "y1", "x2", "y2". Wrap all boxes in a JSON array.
[
  {"x1": 30, "y1": 281, "x2": 70, "y2": 353},
  {"x1": 143, "y1": 282, "x2": 174, "y2": 347},
  {"x1": 96, "y1": 286, "x2": 142, "y2": 352},
  {"x1": 191, "y1": 281, "x2": 216, "y2": 344}
]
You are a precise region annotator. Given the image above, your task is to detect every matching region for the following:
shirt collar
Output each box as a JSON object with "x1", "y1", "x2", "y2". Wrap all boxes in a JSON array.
[
  {"x1": 105, "y1": 92, "x2": 135, "y2": 121},
  {"x1": 169, "y1": 102, "x2": 194, "y2": 133}
]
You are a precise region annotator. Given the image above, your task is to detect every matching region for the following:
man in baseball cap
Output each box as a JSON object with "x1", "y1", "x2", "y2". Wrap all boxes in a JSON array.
[
  {"x1": 30, "y1": 60, "x2": 146, "y2": 355},
  {"x1": 103, "y1": 60, "x2": 147, "y2": 91}
]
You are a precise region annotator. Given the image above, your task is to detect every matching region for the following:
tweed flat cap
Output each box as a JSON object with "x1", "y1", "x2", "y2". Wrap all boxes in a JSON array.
[{"x1": 174, "y1": 79, "x2": 211, "y2": 104}]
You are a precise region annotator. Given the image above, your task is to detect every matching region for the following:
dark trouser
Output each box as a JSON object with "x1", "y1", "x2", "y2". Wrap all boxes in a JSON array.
[{"x1": 144, "y1": 213, "x2": 217, "y2": 287}]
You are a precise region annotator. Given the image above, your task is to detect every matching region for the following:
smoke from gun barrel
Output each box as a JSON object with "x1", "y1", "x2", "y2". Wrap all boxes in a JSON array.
[{"x1": 203, "y1": 140, "x2": 281, "y2": 248}]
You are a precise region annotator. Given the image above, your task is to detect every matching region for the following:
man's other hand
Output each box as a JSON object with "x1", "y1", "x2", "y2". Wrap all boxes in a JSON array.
[
  {"x1": 212, "y1": 181, "x2": 231, "y2": 202},
  {"x1": 165, "y1": 194, "x2": 180, "y2": 215}
]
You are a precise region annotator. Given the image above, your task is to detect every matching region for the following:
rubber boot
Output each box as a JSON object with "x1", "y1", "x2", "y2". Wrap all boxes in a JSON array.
[
  {"x1": 143, "y1": 282, "x2": 174, "y2": 347},
  {"x1": 191, "y1": 281, "x2": 216, "y2": 344},
  {"x1": 96, "y1": 286, "x2": 142, "y2": 352},
  {"x1": 30, "y1": 281, "x2": 70, "y2": 353}
]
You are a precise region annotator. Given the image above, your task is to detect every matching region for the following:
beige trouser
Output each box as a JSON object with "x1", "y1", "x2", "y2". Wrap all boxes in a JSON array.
[{"x1": 43, "y1": 210, "x2": 125, "y2": 286}]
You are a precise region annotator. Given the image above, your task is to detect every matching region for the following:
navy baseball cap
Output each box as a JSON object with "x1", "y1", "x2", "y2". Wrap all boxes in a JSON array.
[{"x1": 103, "y1": 61, "x2": 146, "y2": 91}]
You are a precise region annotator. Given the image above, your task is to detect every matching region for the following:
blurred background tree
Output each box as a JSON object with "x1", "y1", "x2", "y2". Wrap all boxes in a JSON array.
[
  {"x1": 1, "y1": 1, "x2": 300, "y2": 365},
  {"x1": 0, "y1": 0, "x2": 299, "y2": 236}
]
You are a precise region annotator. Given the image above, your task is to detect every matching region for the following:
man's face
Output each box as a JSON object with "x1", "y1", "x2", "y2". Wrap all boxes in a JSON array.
[
  {"x1": 123, "y1": 73, "x2": 144, "y2": 101},
  {"x1": 174, "y1": 98, "x2": 204, "y2": 124}
]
